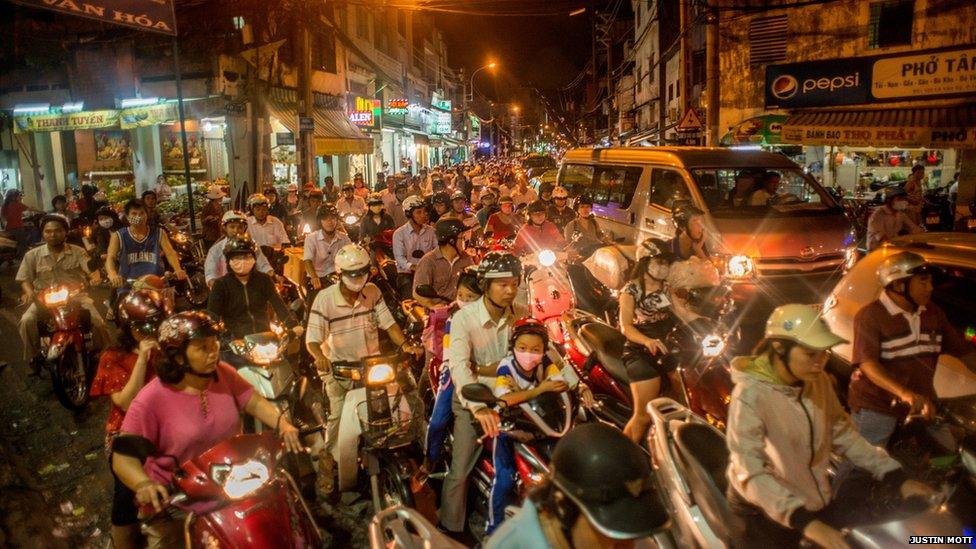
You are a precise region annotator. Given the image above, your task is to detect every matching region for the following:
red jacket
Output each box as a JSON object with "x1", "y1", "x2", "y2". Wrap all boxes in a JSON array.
[{"x1": 512, "y1": 221, "x2": 566, "y2": 256}]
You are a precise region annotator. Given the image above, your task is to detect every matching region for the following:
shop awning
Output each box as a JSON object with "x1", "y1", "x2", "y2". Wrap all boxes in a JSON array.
[
  {"x1": 781, "y1": 105, "x2": 976, "y2": 149},
  {"x1": 721, "y1": 114, "x2": 788, "y2": 146},
  {"x1": 267, "y1": 100, "x2": 372, "y2": 156}
]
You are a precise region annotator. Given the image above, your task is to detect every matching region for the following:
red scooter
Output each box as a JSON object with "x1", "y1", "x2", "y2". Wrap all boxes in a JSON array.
[
  {"x1": 34, "y1": 283, "x2": 97, "y2": 411},
  {"x1": 114, "y1": 428, "x2": 324, "y2": 548}
]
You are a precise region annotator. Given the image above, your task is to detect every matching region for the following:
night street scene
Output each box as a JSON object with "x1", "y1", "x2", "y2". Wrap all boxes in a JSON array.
[{"x1": 1, "y1": 0, "x2": 976, "y2": 547}]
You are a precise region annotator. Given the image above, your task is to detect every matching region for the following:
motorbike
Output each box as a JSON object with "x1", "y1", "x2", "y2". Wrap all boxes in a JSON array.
[
  {"x1": 162, "y1": 225, "x2": 209, "y2": 307},
  {"x1": 369, "y1": 505, "x2": 464, "y2": 549},
  {"x1": 343, "y1": 212, "x2": 362, "y2": 242},
  {"x1": 332, "y1": 352, "x2": 426, "y2": 512},
  {"x1": 32, "y1": 283, "x2": 97, "y2": 410},
  {"x1": 646, "y1": 397, "x2": 967, "y2": 549},
  {"x1": 459, "y1": 382, "x2": 575, "y2": 542},
  {"x1": 112, "y1": 426, "x2": 325, "y2": 548},
  {"x1": 522, "y1": 248, "x2": 575, "y2": 346},
  {"x1": 921, "y1": 185, "x2": 954, "y2": 232}
]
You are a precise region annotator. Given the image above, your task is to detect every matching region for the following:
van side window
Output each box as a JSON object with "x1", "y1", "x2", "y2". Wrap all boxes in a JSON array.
[
  {"x1": 558, "y1": 164, "x2": 595, "y2": 196},
  {"x1": 648, "y1": 168, "x2": 690, "y2": 210},
  {"x1": 592, "y1": 165, "x2": 642, "y2": 208}
]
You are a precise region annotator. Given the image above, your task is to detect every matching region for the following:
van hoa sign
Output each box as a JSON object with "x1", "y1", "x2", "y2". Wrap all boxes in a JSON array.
[{"x1": 11, "y1": 0, "x2": 177, "y2": 35}]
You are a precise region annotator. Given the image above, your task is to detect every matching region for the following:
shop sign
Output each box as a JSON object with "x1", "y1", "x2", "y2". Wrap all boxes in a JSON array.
[
  {"x1": 161, "y1": 129, "x2": 206, "y2": 171},
  {"x1": 431, "y1": 91, "x2": 452, "y2": 112},
  {"x1": 469, "y1": 114, "x2": 481, "y2": 133},
  {"x1": 299, "y1": 116, "x2": 315, "y2": 132},
  {"x1": 119, "y1": 102, "x2": 178, "y2": 129},
  {"x1": 13, "y1": 109, "x2": 119, "y2": 133},
  {"x1": 766, "y1": 45, "x2": 976, "y2": 108},
  {"x1": 780, "y1": 125, "x2": 976, "y2": 149},
  {"x1": 276, "y1": 132, "x2": 295, "y2": 146},
  {"x1": 350, "y1": 97, "x2": 380, "y2": 130},
  {"x1": 386, "y1": 98, "x2": 408, "y2": 115},
  {"x1": 433, "y1": 111, "x2": 452, "y2": 134},
  {"x1": 11, "y1": 0, "x2": 176, "y2": 35}
]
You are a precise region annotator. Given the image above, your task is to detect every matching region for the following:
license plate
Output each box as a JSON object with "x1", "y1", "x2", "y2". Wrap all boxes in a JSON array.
[{"x1": 926, "y1": 216, "x2": 940, "y2": 225}]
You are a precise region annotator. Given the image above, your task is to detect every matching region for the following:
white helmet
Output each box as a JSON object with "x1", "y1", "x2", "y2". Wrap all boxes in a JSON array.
[
  {"x1": 403, "y1": 195, "x2": 426, "y2": 214},
  {"x1": 222, "y1": 210, "x2": 246, "y2": 224},
  {"x1": 552, "y1": 186, "x2": 569, "y2": 199},
  {"x1": 247, "y1": 193, "x2": 269, "y2": 208},
  {"x1": 335, "y1": 244, "x2": 371, "y2": 277}
]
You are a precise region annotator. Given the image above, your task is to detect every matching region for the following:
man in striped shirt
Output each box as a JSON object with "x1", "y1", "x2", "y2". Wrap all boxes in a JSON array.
[{"x1": 848, "y1": 251, "x2": 976, "y2": 450}]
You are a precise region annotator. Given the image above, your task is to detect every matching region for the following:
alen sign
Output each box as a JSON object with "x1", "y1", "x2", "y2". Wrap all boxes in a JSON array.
[{"x1": 765, "y1": 45, "x2": 976, "y2": 109}]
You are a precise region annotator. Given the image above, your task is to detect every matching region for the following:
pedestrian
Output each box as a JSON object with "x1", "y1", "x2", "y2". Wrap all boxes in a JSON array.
[
  {"x1": 903, "y1": 165, "x2": 926, "y2": 223},
  {"x1": 866, "y1": 188, "x2": 921, "y2": 250}
]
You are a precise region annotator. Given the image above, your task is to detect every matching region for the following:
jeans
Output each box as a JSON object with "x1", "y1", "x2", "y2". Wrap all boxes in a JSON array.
[
  {"x1": 487, "y1": 433, "x2": 516, "y2": 534},
  {"x1": 425, "y1": 366, "x2": 454, "y2": 464}
]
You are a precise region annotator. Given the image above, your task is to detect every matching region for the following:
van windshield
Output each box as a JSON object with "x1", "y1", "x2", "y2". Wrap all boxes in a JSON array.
[{"x1": 690, "y1": 168, "x2": 839, "y2": 217}]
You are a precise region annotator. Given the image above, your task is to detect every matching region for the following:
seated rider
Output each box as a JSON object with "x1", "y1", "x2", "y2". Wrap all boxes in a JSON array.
[
  {"x1": 512, "y1": 200, "x2": 566, "y2": 257},
  {"x1": 669, "y1": 202, "x2": 709, "y2": 260},
  {"x1": 562, "y1": 193, "x2": 610, "y2": 258}
]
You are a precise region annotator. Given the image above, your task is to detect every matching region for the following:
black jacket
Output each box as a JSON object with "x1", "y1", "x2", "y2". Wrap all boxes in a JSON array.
[
  {"x1": 361, "y1": 213, "x2": 396, "y2": 242},
  {"x1": 207, "y1": 270, "x2": 298, "y2": 339}
]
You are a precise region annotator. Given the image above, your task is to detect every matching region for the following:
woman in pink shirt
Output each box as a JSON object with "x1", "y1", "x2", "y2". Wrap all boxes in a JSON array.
[{"x1": 111, "y1": 310, "x2": 303, "y2": 546}]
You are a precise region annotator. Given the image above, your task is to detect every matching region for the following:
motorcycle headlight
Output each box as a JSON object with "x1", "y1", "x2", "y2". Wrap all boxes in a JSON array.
[
  {"x1": 538, "y1": 249, "x2": 556, "y2": 267},
  {"x1": 248, "y1": 341, "x2": 281, "y2": 365},
  {"x1": 720, "y1": 255, "x2": 755, "y2": 280},
  {"x1": 701, "y1": 334, "x2": 725, "y2": 358},
  {"x1": 344, "y1": 215, "x2": 359, "y2": 225},
  {"x1": 301, "y1": 223, "x2": 312, "y2": 235},
  {"x1": 43, "y1": 287, "x2": 70, "y2": 306},
  {"x1": 211, "y1": 460, "x2": 270, "y2": 499},
  {"x1": 366, "y1": 363, "x2": 396, "y2": 386}
]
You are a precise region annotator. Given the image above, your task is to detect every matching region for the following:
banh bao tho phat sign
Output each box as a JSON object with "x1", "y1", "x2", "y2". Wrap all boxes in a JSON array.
[
  {"x1": 11, "y1": 0, "x2": 176, "y2": 35},
  {"x1": 766, "y1": 45, "x2": 976, "y2": 109},
  {"x1": 780, "y1": 125, "x2": 976, "y2": 149}
]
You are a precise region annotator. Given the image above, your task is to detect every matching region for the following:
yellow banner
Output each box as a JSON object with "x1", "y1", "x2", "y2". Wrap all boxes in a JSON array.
[
  {"x1": 13, "y1": 110, "x2": 119, "y2": 134},
  {"x1": 119, "y1": 103, "x2": 179, "y2": 129}
]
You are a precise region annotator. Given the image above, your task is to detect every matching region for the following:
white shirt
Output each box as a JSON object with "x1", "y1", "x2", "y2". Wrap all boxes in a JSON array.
[
  {"x1": 392, "y1": 222, "x2": 437, "y2": 273},
  {"x1": 303, "y1": 229, "x2": 351, "y2": 277},
  {"x1": 246, "y1": 215, "x2": 290, "y2": 248},
  {"x1": 336, "y1": 196, "x2": 367, "y2": 218},
  {"x1": 204, "y1": 237, "x2": 274, "y2": 283},
  {"x1": 305, "y1": 282, "x2": 396, "y2": 363},
  {"x1": 446, "y1": 297, "x2": 516, "y2": 411}
]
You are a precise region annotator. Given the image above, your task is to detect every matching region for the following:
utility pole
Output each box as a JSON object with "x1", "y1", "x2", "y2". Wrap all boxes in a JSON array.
[
  {"x1": 679, "y1": 0, "x2": 692, "y2": 115},
  {"x1": 297, "y1": 5, "x2": 314, "y2": 186},
  {"x1": 596, "y1": 12, "x2": 613, "y2": 141},
  {"x1": 705, "y1": 3, "x2": 720, "y2": 145},
  {"x1": 657, "y1": 8, "x2": 667, "y2": 146}
]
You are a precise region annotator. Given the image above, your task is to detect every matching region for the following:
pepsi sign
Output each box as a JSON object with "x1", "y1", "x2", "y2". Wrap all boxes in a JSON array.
[{"x1": 765, "y1": 58, "x2": 872, "y2": 108}]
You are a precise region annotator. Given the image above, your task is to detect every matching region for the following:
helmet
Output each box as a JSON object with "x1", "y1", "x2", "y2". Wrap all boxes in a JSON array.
[
  {"x1": 158, "y1": 310, "x2": 225, "y2": 351},
  {"x1": 539, "y1": 182, "x2": 555, "y2": 196},
  {"x1": 316, "y1": 204, "x2": 339, "y2": 220},
  {"x1": 527, "y1": 200, "x2": 547, "y2": 214},
  {"x1": 551, "y1": 186, "x2": 569, "y2": 199},
  {"x1": 335, "y1": 244, "x2": 371, "y2": 277},
  {"x1": 883, "y1": 187, "x2": 908, "y2": 202},
  {"x1": 499, "y1": 195, "x2": 514, "y2": 205},
  {"x1": 457, "y1": 265, "x2": 482, "y2": 295},
  {"x1": 39, "y1": 213, "x2": 70, "y2": 232},
  {"x1": 247, "y1": 193, "x2": 269, "y2": 208},
  {"x1": 637, "y1": 238, "x2": 675, "y2": 262},
  {"x1": 451, "y1": 190, "x2": 467, "y2": 202},
  {"x1": 510, "y1": 317, "x2": 549, "y2": 351},
  {"x1": 287, "y1": 183, "x2": 298, "y2": 192},
  {"x1": 342, "y1": 181, "x2": 354, "y2": 191},
  {"x1": 395, "y1": 179, "x2": 409, "y2": 190},
  {"x1": 262, "y1": 185, "x2": 278, "y2": 197},
  {"x1": 764, "y1": 304, "x2": 846, "y2": 350},
  {"x1": 550, "y1": 423, "x2": 668, "y2": 539},
  {"x1": 222, "y1": 210, "x2": 246, "y2": 225},
  {"x1": 672, "y1": 202, "x2": 705, "y2": 231},
  {"x1": 435, "y1": 218, "x2": 467, "y2": 245},
  {"x1": 877, "y1": 251, "x2": 938, "y2": 287},
  {"x1": 432, "y1": 191, "x2": 451, "y2": 206},
  {"x1": 403, "y1": 195, "x2": 426, "y2": 215},
  {"x1": 478, "y1": 251, "x2": 522, "y2": 282},
  {"x1": 307, "y1": 188, "x2": 324, "y2": 199},
  {"x1": 223, "y1": 236, "x2": 257, "y2": 259},
  {"x1": 117, "y1": 289, "x2": 167, "y2": 333},
  {"x1": 575, "y1": 193, "x2": 594, "y2": 207},
  {"x1": 367, "y1": 192, "x2": 384, "y2": 206}
]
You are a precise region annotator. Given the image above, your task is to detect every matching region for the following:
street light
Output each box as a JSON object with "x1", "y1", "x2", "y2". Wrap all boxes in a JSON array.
[{"x1": 467, "y1": 62, "x2": 497, "y2": 104}]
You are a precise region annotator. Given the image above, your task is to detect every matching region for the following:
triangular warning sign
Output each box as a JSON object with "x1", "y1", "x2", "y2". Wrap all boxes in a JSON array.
[{"x1": 677, "y1": 107, "x2": 703, "y2": 131}]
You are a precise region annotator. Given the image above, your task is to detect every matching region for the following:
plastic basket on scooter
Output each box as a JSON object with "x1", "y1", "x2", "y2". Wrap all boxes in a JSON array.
[{"x1": 355, "y1": 392, "x2": 425, "y2": 450}]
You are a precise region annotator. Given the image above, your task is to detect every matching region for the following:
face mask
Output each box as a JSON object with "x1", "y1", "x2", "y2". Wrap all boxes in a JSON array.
[
  {"x1": 514, "y1": 351, "x2": 544, "y2": 371},
  {"x1": 287, "y1": 194, "x2": 298, "y2": 205},
  {"x1": 892, "y1": 200, "x2": 908, "y2": 211},
  {"x1": 230, "y1": 256, "x2": 256, "y2": 274},
  {"x1": 128, "y1": 214, "x2": 145, "y2": 225},
  {"x1": 342, "y1": 274, "x2": 368, "y2": 293},
  {"x1": 647, "y1": 263, "x2": 670, "y2": 281},
  {"x1": 98, "y1": 218, "x2": 113, "y2": 228}
]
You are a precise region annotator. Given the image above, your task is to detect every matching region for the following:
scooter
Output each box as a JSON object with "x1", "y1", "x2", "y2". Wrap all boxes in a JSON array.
[
  {"x1": 522, "y1": 248, "x2": 575, "y2": 346},
  {"x1": 458, "y1": 382, "x2": 575, "y2": 542},
  {"x1": 921, "y1": 185, "x2": 954, "y2": 232},
  {"x1": 34, "y1": 283, "x2": 97, "y2": 411},
  {"x1": 164, "y1": 225, "x2": 209, "y2": 307},
  {"x1": 369, "y1": 505, "x2": 465, "y2": 549},
  {"x1": 343, "y1": 213, "x2": 362, "y2": 241},
  {"x1": 113, "y1": 427, "x2": 325, "y2": 548},
  {"x1": 332, "y1": 352, "x2": 425, "y2": 512}
]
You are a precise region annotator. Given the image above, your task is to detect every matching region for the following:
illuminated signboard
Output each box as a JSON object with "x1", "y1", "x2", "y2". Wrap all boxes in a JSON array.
[
  {"x1": 431, "y1": 91, "x2": 452, "y2": 112},
  {"x1": 434, "y1": 111, "x2": 452, "y2": 134},
  {"x1": 350, "y1": 96, "x2": 381, "y2": 129},
  {"x1": 386, "y1": 98, "x2": 408, "y2": 115}
]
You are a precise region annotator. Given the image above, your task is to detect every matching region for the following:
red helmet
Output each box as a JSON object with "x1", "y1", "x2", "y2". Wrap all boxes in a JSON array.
[
  {"x1": 510, "y1": 317, "x2": 549, "y2": 351},
  {"x1": 117, "y1": 289, "x2": 167, "y2": 334},
  {"x1": 158, "y1": 310, "x2": 225, "y2": 351}
]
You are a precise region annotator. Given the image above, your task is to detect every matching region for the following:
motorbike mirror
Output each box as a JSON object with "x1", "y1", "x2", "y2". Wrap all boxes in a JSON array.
[
  {"x1": 112, "y1": 434, "x2": 158, "y2": 462},
  {"x1": 415, "y1": 284, "x2": 441, "y2": 300},
  {"x1": 460, "y1": 383, "x2": 499, "y2": 405}
]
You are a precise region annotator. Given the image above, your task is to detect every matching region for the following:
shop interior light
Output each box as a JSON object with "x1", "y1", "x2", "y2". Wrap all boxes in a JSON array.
[
  {"x1": 119, "y1": 97, "x2": 162, "y2": 108},
  {"x1": 60, "y1": 102, "x2": 84, "y2": 113},
  {"x1": 13, "y1": 103, "x2": 50, "y2": 115}
]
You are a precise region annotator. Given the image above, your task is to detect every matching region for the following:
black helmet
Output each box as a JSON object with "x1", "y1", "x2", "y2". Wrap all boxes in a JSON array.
[
  {"x1": 432, "y1": 191, "x2": 451, "y2": 206},
  {"x1": 672, "y1": 202, "x2": 704, "y2": 232},
  {"x1": 478, "y1": 251, "x2": 522, "y2": 285},
  {"x1": 883, "y1": 186, "x2": 908, "y2": 203},
  {"x1": 40, "y1": 213, "x2": 70, "y2": 232},
  {"x1": 316, "y1": 204, "x2": 339, "y2": 220},
  {"x1": 223, "y1": 236, "x2": 257, "y2": 259},
  {"x1": 550, "y1": 423, "x2": 668, "y2": 539},
  {"x1": 539, "y1": 182, "x2": 554, "y2": 195},
  {"x1": 637, "y1": 237, "x2": 675, "y2": 262},
  {"x1": 435, "y1": 218, "x2": 466, "y2": 245},
  {"x1": 457, "y1": 265, "x2": 482, "y2": 295},
  {"x1": 527, "y1": 200, "x2": 547, "y2": 214},
  {"x1": 575, "y1": 193, "x2": 594, "y2": 207}
]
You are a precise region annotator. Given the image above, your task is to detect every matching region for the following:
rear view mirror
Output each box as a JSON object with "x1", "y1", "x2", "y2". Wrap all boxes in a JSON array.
[
  {"x1": 112, "y1": 434, "x2": 158, "y2": 463},
  {"x1": 461, "y1": 383, "x2": 499, "y2": 405}
]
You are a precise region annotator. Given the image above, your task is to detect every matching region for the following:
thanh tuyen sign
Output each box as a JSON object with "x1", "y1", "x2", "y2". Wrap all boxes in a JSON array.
[{"x1": 10, "y1": 0, "x2": 177, "y2": 35}]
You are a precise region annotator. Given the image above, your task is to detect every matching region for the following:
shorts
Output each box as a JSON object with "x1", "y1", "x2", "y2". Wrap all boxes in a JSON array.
[
  {"x1": 112, "y1": 474, "x2": 139, "y2": 526},
  {"x1": 622, "y1": 344, "x2": 677, "y2": 383}
]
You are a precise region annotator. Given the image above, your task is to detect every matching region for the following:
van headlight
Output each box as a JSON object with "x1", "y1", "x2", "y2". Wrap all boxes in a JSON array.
[
  {"x1": 723, "y1": 255, "x2": 755, "y2": 280},
  {"x1": 538, "y1": 249, "x2": 556, "y2": 267},
  {"x1": 701, "y1": 334, "x2": 725, "y2": 358},
  {"x1": 211, "y1": 460, "x2": 270, "y2": 499},
  {"x1": 366, "y1": 363, "x2": 396, "y2": 386}
]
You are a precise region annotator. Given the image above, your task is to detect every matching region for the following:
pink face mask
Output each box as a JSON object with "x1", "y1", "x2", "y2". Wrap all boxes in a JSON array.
[{"x1": 514, "y1": 351, "x2": 544, "y2": 371}]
